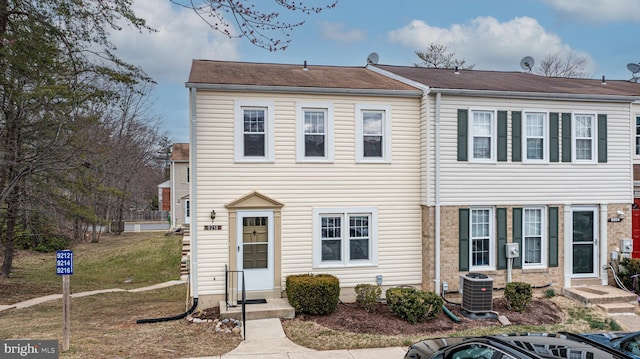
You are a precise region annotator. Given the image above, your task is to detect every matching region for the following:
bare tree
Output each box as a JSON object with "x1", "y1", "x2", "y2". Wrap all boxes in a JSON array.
[
  {"x1": 171, "y1": 0, "x2": 337, "y2": 51},
  {"x1": 536, "y1": 52, "x2": 591, "y2": 78},
  {"x1": 415, "y1": 43, "x2": 475, "y2": 69}
]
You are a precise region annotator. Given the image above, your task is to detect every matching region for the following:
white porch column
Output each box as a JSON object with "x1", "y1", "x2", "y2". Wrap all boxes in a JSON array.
[
  {"x1": 563, "y1": 205, "x2": 572, "y2": 289},
  {"x1": 600, "y1": 204, "x2": 608, "y2": 286}
]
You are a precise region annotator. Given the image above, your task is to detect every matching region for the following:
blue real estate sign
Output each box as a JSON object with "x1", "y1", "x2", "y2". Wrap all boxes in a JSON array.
[{"x1": 55, "y1": 250, "x2": 73, "y2": 275}]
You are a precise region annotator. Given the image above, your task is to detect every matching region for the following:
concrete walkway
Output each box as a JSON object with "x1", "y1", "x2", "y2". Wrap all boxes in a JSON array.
[
  {"x1": 0, "y1": 280, "x2": 186, "y2": 312},
  {"x1": 184, "y1": 318, "x2": 407, "y2": 359}
]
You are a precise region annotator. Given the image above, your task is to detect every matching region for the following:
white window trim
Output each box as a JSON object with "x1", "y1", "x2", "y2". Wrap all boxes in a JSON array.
[
  {"x1": 468, "y1": 109, "x2": 497, "y2": 163},
  {"x1": 312, "y1": 207, "x2": 378, "y2": 268},
  {"x1": 522, "y1": 110, "x2": 549, "y2": 163},
  {"x1": 469, "y1": 207, "x2": 495, "y2": 271},
  {"x1": 355, "y1": 104, "x2": 392, "y2": 163},
  {"x1": 572, "y1": 112, "x2": 597, "y2": 164},
  {"x1": 234, "y1": 100, "x2": 275, "y2": 163},
  {"x1": 522, "y1": 206, "x2": 547, "y2": 269},
  {"x1": 296, "y1": 102, "x2": 334, "y2": 163}
]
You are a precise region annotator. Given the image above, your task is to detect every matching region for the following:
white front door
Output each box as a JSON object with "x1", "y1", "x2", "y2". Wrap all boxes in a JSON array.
[
  {"x1": 236, "y1": 211, "x2": 274, "y2": 291},
  {"x1": 571, "y1": 206, "x2": 599, "y2": 278},
  {"x1": 184, "y1": 200, "x2": 191, "y2": 225}
]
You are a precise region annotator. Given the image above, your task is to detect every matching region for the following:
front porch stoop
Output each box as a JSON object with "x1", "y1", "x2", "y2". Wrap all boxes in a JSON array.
[
  {"x1": 563, "y1": 285, "x2": 638, "y2": 314},
  {"x1": 219, "y1": 298, "x2": 295, "y2": 321}
]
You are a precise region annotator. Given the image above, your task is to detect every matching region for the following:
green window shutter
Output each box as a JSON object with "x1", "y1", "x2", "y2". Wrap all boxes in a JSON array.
[
  {"x1": 459, "y1": 208, "x2": 470, "y2": 271},
  {"x1": 512, "y1": 111, "x2": 522, "y2": 162},
  {"x1": 548, "y1": 207, "x2": 559, "y2": 267},
  {"x1": 497, "y1": 208, "x2": 507, "y2": 269},
  {"x1": 550, "y1": 113, "x2": 559, "y2": 162},
  {"x1": 457, "y1": 109, "x2": 468, "y2": 161},
  {"x1": 512, "y1": 208, "x2": 523, "y2": 269},
  {"x1": 598, "y1": 114, "x2": 607, "y2": 163},
  {"x1": 498, "y1": 111, "x2": 508, "y2": 162},
  {"x1": 562, "y1": 113, "x2": 572, "y2": 162}
]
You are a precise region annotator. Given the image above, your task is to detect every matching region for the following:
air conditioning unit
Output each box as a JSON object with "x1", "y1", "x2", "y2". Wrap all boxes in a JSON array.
[{"x1": 460, "y1": 273, "x2": 493, "y2": 313}]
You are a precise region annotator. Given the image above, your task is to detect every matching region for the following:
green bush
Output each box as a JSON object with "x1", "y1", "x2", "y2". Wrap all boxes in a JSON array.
[
  {"x1": 504, "y1": 282, "x2": 532, "y2": 313},
  {"x1": 544, "y1": 288, "x2": 556, "y2": 298},
  {"x1": 15, "y1": 232, "x2": 71, "y2": 253},
  {"x1": 286, "y1": 274, "x2": 340, "y2": 315},
  {"x1": 618, "y1": 258, "x2": 640, "y2": 292},
  {"x1": 355, "y1": 283, "x2": 381, "y2": 313},
  {"x1": 385, "y1": 287, "x2": 443, "y2": 324}
]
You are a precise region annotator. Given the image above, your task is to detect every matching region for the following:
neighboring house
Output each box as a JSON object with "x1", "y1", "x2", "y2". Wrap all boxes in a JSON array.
[
  {"x1": 186, "y1": 60, "x2": 424, "y2": 308},
  {"x1": 170, "y1": 143, "x2": 190, "y2": 228},
  {"x1": 157, "y1": 180, "x2": 170, "y2": 212},
  {"x1": 372, "y1": 64, "x2": 640, "y2": 292},
  {"x1": 185, "y1": 59, "x2": 640, "y2": 308}
]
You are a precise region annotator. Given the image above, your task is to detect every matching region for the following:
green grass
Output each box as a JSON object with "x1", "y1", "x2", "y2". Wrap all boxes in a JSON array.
[{"x1": 1, "y1": 232, "x2": 182, "y2": 304}]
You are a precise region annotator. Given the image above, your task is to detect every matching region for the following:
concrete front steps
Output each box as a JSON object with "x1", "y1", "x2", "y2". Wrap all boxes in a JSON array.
[
  {"x1": 219, "y1": 298, "x2": 295, "y2": 321},
  {"x1": 563, "y1": 284, "x2": 638, "y2": 314}
]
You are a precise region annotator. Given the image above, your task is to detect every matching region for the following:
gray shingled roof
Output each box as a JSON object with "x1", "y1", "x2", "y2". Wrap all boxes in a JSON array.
[
  {"x1": 187, "y1": 60, "x2": 418, "y2": 91},
  {"x1": 374, "y1": 64, "x2": 640, "y2": 97}
]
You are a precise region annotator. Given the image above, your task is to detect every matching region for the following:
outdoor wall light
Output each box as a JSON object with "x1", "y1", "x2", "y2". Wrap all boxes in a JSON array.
[
  {"x1": 609, "y1": 210, "x2": 625, "y2": 222},
  {"x1": 210, "y1": 209, "x2": 216, "y2": 223}
]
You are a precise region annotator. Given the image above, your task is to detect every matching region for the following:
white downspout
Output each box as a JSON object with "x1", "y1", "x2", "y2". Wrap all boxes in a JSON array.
[
  {"x1": 434, "y1": 92, "x2": 442, "y2": 295},
  {"x1": 171, "y1": 161, "x2": 175, "y2": 228},
  {"x1": 189, "y1": 87, "x2": 199, "y2": 299},
  {"x1": 600, "y1": 204, "x2": 608, "y2": 286}
]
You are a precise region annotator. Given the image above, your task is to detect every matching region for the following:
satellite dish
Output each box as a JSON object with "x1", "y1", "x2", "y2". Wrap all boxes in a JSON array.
[
  {"x1": 367, "y1": 52, "x2": 379, "y2": 65},
  {"x1": 520, "y1": 56, "x2": 535, "y2": 72},
  {"x1": 627, "y1": 63, "x2": 640, "y2": 74}
]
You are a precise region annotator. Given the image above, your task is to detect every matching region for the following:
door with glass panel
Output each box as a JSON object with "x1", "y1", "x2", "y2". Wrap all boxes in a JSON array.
[
  {"x1": 236, "y1": 211, "x2": 274, "y2": 291},
  {"x1": 572, "y1": 207, "x2": 598, "y2": 277}
]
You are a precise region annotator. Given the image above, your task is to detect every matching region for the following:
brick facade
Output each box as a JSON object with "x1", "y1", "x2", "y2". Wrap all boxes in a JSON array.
[{"x1": 421, "y1": 203, "x2": 631, "y2": 293}]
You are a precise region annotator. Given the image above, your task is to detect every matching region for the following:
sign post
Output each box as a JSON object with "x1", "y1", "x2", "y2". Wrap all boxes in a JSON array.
[{"x1": 56, "y1": 250, "x2": 73, "y2": 351}]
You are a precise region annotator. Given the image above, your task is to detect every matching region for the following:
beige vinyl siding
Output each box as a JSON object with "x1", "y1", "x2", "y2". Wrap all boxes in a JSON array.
[
  {"x1": 427, "y1": 95, "x2": 633, "y2": 206},
  {"x1": 194, "y1": 91, "x2": 422, "y2": 295}
]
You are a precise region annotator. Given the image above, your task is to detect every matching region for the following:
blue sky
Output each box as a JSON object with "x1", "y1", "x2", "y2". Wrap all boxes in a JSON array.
[{"x1": 111, "y1": 0, "x2": 640, "y2": 144}]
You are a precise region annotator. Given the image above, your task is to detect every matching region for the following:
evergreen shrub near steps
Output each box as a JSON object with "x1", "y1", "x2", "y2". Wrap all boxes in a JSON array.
[{"x1": 286, "y1": 273, "x2": 340, "y2": 315}]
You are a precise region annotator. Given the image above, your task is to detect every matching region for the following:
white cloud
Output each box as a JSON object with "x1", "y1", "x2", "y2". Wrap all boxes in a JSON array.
[
  {"x1": 387, "y1": 16, "x2": 594, "y2": 73},
  {"x1": 319, "y1": 21, "x2": 366, "y2": 43},
  {"x1": 540, "y1": 0, "x2": 640, "y2": 22},
  {"x1": 110, "y1": 0, "x2": 240, "y2": 84}
]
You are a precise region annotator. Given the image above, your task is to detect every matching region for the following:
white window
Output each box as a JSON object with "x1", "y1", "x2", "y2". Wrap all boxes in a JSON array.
[
  {"x1": 523, "y1": 207, "x2": 546, "y2": 268},
  {"x1": 234, "y1": 101, "x2": 274, "y2": 162},
  {"x1": 355, "y1": 104, "x2": 392, "y2": 163},
  {"x1": 635, "y1": 116, "x2": 640, "y2": 156},
  {"x1": 470, "y1": 208, "x2": 494, "y2": 270},
  {"x1": 313, "y1": 207, "x2": 378, "y2": 268},
  {"x1": 524, "y1": 112, "x2": 548, "y2": 162},
  {"x1": 573, "y1": 113, "x2": 596, "y2": 162},
  {"x1": 296, "y1": 103, "x2": 334, "y2": 162},
  {"x1": 469, "y1": 110, "x2": 496, "y2": 162}
]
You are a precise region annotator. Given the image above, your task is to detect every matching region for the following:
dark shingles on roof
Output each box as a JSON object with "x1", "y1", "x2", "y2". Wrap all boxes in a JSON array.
[
  {"x1": 187, "y1": 60, "x2": 417, "y2": 91},
  {"x1": 375, "y1": 64, "x2": 640, "y2": 97}
]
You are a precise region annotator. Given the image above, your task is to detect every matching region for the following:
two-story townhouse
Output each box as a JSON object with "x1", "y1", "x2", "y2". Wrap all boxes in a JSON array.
[
  {"x1": 186, "y1": 60, "x2": 425, "y2": 308},
  {"x1": 170, "y1": 143, "x2": 190, "y2": 228},
  {"x1": 373, "y1": 65, "x2": 640, "y2": 293}
]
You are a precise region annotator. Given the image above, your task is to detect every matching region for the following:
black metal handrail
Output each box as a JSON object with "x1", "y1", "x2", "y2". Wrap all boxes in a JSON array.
[{"x1": 224, "y1": 265, "x2": 246, "y2": 339}]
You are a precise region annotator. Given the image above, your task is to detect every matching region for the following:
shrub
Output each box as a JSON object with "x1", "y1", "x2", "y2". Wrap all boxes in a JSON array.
[
  {"x1": 286, "y1": 274, "x2": 340, "y2": 315},
  {"x1": 618, "y1": 258, "x2": 640, "y2": 292},
  {"x1": 504, "y1": 281, "x2": 532, "y2": 313},
  {"x1": 355, "y1": 283, "x2": 381, "y2": 313},
  {"x1": 544, "y1": 288, "x2": 556, "y2": 298},
  {"x1": 385, "y1": 287, "x2": 443, "y2": 324}
]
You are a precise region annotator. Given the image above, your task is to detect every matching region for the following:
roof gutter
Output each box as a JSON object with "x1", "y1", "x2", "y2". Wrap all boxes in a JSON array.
[
  {"x1": 185, "y1": 83, "x2": 423, "y2": 98},
  {"x1": 430, "y1": 88, "x2": 639, "y2": 103}
]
